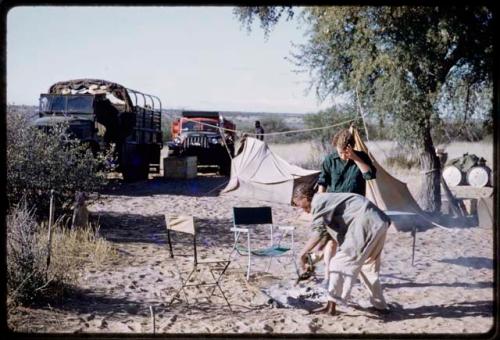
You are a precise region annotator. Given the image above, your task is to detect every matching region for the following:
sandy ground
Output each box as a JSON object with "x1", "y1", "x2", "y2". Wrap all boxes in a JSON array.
[{"x1": 7, "y1": 167, "x2": 494, "y2": 335}]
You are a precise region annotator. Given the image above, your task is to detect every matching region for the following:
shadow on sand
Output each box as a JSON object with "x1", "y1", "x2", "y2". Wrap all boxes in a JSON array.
[
  {"x1": 96, "y1": 211, "x2": 253, "y2": 250},
  {"x1": 100, "y1": 175, "x2": 229, "y2": 198},
  {"x1": 383, "y1": 280, "x2": 492, "y2": 290},
  {"x1": 367, "y1": 300, "x2": 493, "y2": 322},
  {"x1": 439, "y1": 256, "x2": 493, "y2": 270}
]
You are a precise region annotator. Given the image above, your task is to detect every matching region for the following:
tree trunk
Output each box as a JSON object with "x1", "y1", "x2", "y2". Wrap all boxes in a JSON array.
[{"x1": 418, "y1": 126, "x2": 441, "y2": 214}]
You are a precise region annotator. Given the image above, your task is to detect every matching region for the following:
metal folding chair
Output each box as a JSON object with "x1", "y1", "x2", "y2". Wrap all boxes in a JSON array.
[
  {"x1": 165, "y1": 215, "x2": 231, "y2": 311},
  {"x1": 230, "y1": 206, "x2": 298, "y2": 280}
]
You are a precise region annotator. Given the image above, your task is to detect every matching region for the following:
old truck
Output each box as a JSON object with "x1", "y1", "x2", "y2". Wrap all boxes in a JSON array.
[
  {"x1": 166, "y1": 111, "x2": 235, "y2": 175},
  {"x1": 33, "y1": 79, "x2": 163, "y2": 181}
]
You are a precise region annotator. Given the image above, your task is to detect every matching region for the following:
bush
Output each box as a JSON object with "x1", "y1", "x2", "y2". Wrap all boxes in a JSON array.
[
  {"x1": 7, "y1": 199, "x2": 48, "y2": 305},
  {"x1": 6, "y1": 107, "x2": 111, "y2": 217},
  {"x1": 7, "y1": 200, "x2": 116, "y2": 307},
  {"x1": 260, "y1": 117, "x2": 295, "y2": 144},
  {"x1": 383, "y1": 146, "x2": 421, "y2": 169},
  {"x1": 162, "y1": 114, "x2": 174, "y2": 142}
]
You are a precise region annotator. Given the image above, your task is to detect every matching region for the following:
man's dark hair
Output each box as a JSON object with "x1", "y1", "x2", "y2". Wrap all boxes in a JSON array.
[
  {"x1": 255, "y1": 120, "x2": 261, "y2": 126},
  {"x1": 293, "y1": 184, "x2": 316, "y2": 202}
]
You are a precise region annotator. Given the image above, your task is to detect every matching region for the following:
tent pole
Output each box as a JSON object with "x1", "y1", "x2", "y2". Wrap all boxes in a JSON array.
[{"x1": 355, "y1": 83, "x2": 370, "y2": 142}]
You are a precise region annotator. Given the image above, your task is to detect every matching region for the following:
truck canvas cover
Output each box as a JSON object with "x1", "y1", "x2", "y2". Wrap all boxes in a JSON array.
[{"x1": 48, "y1": 78, "x2": 134, "y2": 110}]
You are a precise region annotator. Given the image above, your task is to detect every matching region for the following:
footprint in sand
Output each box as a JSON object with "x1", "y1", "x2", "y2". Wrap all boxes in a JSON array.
[
  {"x1": 164, "y1": 314, "x2": 178, "y2": 331},
  {"x1": 308, "y1": 318, "x2": 323, "y2": 333},
  {"x1": 99, "y1": 319, "x2": 108, "y2": 329},
  {"x1": 263, "y1": 324, "x2": 273, "y2": 333}
]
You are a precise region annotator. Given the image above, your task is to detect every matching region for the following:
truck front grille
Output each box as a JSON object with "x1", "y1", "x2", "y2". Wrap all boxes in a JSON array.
[{"x1": 184, "y1": 135, "x2": 209, "y2": 148}]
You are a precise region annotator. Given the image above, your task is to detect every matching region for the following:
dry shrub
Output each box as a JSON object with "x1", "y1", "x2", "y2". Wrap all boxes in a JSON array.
[
  {"x1": 7, "y1": 199, "x2": 48, "y2": 306},
  {"x1": 42, "y1": 220, "x2": 117, "y2": 280},
  {"x1": 383, "y1": 147, "x2": 421, "y2": 170},
  {"x1": 7, "y1": 202, "x2": 116, "y2": 307},
  {"x1": 293, "y1": 140, "x2": 331, "y2": 170}
]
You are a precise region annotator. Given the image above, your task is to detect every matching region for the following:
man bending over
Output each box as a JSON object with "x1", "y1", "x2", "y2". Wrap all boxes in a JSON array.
[{"x1": 293, "y1": 184, "x2": 391, "y2": 315}]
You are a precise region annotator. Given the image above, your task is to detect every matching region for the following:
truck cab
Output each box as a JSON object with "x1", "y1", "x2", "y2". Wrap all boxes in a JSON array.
[{"x1": 167, "y1": 111, "x2": 235, "y2": 175}]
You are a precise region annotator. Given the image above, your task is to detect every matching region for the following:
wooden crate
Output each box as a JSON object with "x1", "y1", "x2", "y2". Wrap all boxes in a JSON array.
[{"x1": 163, "y1": 156, "x2": 197, "y2": 179}]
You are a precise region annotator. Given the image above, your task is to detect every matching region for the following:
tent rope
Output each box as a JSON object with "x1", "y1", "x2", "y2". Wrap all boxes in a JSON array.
[
  {"x1": 181, "y1": 117, "x2": 359, "y2": 137},
  {"x1": 355, "y1": 84, "x2": 370, "y2": 142},
  {"x1": 355, "y1": 83, "x2": 390, "y2": 160}
]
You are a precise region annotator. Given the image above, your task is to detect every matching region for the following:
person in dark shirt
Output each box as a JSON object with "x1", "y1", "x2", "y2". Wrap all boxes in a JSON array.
[
  {"x1": 307, "y1": 128, "x2": 377, "y2": 283},
  {"x1": 317, "y1": 128, "x2": 376, "y2": 195},
  {"x1": 255, "y1": 121, "x2": 265, "y2": 141}
]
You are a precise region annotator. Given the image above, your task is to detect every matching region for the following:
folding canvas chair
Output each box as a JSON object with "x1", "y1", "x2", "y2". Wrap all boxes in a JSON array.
[
  {"x1": 230, "y1": 206, "x2": 298, "y2": 280},
  {"x1": 165, "y1": 215, "x2": 231, "y2": 310}
]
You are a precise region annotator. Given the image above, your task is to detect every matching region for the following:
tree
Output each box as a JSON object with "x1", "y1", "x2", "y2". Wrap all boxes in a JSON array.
[{"x1": 234, "y1": 6, "x2": 494, "y2": 213}]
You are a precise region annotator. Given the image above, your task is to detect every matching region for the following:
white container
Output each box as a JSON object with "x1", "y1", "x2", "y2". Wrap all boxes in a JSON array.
[
  {"x1": 467, "y1": 166, "x2": 491, "y2": 188},
  {"x1": 443, "y1": 165, "x2": 464, "y2": 187}
]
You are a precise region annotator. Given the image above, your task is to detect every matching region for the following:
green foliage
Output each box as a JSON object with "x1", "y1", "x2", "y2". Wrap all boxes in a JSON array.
[
  {"x1": 6, "y1": 107, "x2": 112, "y2": 217},
  {"x1": 303, "y1": 104, "x2": 360, "y2": 152},
  {"x1": 260, "y1": 116, "x2": 299, "y2": 144},
  {"x1": 233, "y1": 6, "x2": 294, "y2": 37},
  {"x1": 235, "y1": 6, "x2": 493, "y2": 148},
  {"x1": 235, "y1": 6, "x2": 493, "y2": 211}
]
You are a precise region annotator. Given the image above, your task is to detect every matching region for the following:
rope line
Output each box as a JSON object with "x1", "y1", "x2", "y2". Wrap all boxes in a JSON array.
[{"x1": 181, "y1": 117, "x2": 359, "y2": 137}]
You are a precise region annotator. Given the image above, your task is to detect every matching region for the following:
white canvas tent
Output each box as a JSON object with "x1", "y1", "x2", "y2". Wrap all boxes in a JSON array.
[
  {"x1": 222, "y1": 137, "x2": 320, "y2": 205},
  {"x1": 351, "y1": 127, "x2": 424, "y2": 215}
]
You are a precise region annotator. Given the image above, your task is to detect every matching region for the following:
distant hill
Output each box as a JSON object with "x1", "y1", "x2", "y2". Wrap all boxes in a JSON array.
[
  {"x1": 162, "y1": 109, "x2": 307, "y2": 130},
  {"x1": 7, "y1": 105, "x2": 308, "y2": 130}
]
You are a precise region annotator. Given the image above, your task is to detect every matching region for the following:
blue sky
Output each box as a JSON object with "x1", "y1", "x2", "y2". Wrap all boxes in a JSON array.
[{"x1": 7, "y1": 6, "x2": 335, "y2": 113}]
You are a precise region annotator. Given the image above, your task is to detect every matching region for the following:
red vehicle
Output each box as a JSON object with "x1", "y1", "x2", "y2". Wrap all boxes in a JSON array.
[{"x1": 167, "y1": 111, "x2": 236, "y2": 175}]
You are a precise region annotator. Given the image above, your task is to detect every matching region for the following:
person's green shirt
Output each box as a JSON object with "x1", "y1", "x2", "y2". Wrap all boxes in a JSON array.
[{"x1": 317, "y1": 150, "x2": 376, "y2": 196}]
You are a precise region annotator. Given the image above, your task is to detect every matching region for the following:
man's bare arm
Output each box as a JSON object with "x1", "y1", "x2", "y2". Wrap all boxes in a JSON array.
[{"x1": 298, "y1": 232, "x2": 324, "y2": 271}]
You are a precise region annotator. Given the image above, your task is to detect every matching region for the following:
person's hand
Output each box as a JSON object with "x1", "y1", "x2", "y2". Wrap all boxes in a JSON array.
[
  {"x1": 344, "y1": 145, "x2": 360, "y2": 162},
  {"x1": 299, "y1": 253, "x2": 308, "y2": 272}
]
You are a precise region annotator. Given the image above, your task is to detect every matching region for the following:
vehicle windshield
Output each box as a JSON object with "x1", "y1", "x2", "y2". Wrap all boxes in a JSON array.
[
  {"x1": 181, "y1": 119, "x2": 219, "y2": 132},
  {"x1": 39, "y1": 95, "x2": 94, "y2": 114}
]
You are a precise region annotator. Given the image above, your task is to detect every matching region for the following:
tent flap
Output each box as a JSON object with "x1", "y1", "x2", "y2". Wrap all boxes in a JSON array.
[{"x1": 352, "y1": 128, "x2": 423, "y2": 215}]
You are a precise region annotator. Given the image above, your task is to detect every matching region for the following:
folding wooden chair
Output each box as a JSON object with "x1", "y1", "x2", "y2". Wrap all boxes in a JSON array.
[
  {"x1": 230, "y1": 206, "x2": 298, "y2": 280},
  {"x1": 165, "y1": 215, "x2": 231, "y2": 311}
]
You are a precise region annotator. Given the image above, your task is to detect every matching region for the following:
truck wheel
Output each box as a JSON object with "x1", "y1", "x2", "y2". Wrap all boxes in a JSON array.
[{"x1": 139, "y1": 161, "x2": 150, "y2": 180}]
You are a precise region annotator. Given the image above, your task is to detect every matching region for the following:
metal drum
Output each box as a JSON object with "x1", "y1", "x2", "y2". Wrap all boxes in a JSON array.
[
  {"x1": 443, "y1": 165, "x2": 464, "y2": 187},
  {"x1": 467, "y1": 166, "x2": 491, "y2": 188}
]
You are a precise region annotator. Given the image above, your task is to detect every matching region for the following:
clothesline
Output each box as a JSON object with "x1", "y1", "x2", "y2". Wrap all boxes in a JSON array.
[{"x1": 181, "y1": 117, "x2": 360, "y2": 137}]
